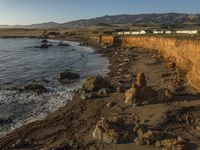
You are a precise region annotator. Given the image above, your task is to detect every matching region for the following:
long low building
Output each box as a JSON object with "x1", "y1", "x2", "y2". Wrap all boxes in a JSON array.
[
  {"x1": 176, "y1": 30, "x2": 198, "y2": 34},
  {"x1": 117, "y1": 29, "x2": 199, "y2": 35},
  {"x1": 117, "y1": 30, "x2": 152, "y2": 35}
]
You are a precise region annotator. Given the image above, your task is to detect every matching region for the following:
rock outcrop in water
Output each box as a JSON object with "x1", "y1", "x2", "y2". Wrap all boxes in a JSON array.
[
  {"x1": 23, "y1": 84, "x2": 47, "y2": 94},
  {"x1": 59, "y1": 71, "x2": 80, "y2": 80},
  {"x1": 41, "y1": 39, "x2": 48, "y2": 43},
  {"x1": 58, "y1": 42, "x2": 70, "y2": 47}
]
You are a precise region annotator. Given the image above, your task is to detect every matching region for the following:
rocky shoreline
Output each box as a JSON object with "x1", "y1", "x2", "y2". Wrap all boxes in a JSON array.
[{"x1": 0, "y1": 36, "x2": 200, "y2": 150}]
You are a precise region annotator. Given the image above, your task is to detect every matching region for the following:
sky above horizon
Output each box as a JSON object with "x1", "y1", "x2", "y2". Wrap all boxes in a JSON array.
[{"x1": 0, "y1": 0, "x2": 200, "y2": 25}]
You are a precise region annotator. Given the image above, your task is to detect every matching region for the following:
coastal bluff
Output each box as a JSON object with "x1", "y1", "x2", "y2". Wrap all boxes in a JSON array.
[{"x1": 94, "y1": 35, "x2": 200, "y2": 93}]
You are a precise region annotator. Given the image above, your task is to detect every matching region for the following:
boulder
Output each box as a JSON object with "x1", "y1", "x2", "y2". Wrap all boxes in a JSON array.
[
  {"x1": 82, "y1": 76, "x2": 110, "y2": 92},
  {"x1": 136, "y1": 72, "x2": 146, "y2": 87},
  {"x1": 125, "y1": 84, "x2": 140, "y2": 105},
  {"x1": 35, "y1": 43, "x2": 53, "y2": 49},
  {"x1": 58, "y1": 42, "x2": 70, "y2": 47},
  {"x1": 59, "y1": 71, "x2": 80, "y2": 80},
  {"x1": 23, "y1": 84, "x2": 47, "y2": 94},
  {"x1": 124, "y1": 72, "x2": 174, "y2": 105},
  {"x1": 11, "y1": 138, "x2": 32, "y2": 149},
  {"x1": 92, "y1": 118, "x2": 122, "y2": 144},
  {"x1": 0, "y1": 117, "x2": 13, "y2": 125},
  {"x1": 125, "y1": 84, "x2": 157, "y2": 106},
  {"x1": 40, "y1": 43, "x2": 49, "y2": 49},
  {"x1": 41, "y1": 39, "x2": 48, "y2": 43}
]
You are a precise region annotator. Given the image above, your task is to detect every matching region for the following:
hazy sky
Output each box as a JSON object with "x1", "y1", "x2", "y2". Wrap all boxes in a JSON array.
[{"x1": 0, "y1": 0, "x2": 200, "y2": 25}]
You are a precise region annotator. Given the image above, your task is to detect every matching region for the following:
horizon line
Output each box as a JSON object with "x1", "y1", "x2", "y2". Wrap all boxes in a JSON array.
[{"x1": 1, "y1": 12, "x2": 199, "y2": 26}]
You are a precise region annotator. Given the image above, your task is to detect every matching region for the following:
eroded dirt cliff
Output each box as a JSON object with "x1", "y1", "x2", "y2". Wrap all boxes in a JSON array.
[{"x1": 99, "y1": 35, "x2": 200, "y2": 94}]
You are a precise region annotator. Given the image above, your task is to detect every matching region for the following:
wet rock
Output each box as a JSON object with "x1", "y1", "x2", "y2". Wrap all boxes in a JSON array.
[
  {"x1": 40, "y1": 43, "x2": 49, "y2": 49},
  {"x1": 82, "y1": 76, "x2": 110, "y2": 92},
  {"x1": 59, "y1": 71, "x2": 80, "y2": 80},
  {"x1": 23, "y1": 84, "x2": 47, "y2": 94},
  {"x1": 41, "y1": 39, "x2": 48, "y2": 43},
  {"x1": 35, "y1": 43, "x2": 53, "y2": 49},
  {"x1": 0, "y1": 117, "x2": 13, "y2": 125},
  {"x1": 136, "y1": 72, "x2": 146, "y2": 87},
  {"x1": 58, "y1": 42, "x2": 70, "y2": 47},
  {"x1": 11, "y1": 138, "x2": 32, "y2": 149}
]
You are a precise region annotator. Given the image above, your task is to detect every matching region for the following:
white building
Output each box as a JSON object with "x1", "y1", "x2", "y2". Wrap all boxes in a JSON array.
[
  {"x1": 165, "y1": 31, "x2": 172, "y2": 34},
  {"x1": 124, "y1": 31, "x2": 131, "y2": 35},
  {"x1": 153, "y1": 30, "x2": 164, "y2": 34},
  {"x1": 139, "y1": 30, "x2": 146, "y2": 34},
  {"x1": 176, "y1": 30, "x2": 198, "y2": 34},
  {"x1": 131, "y1": 31, "x2": 140, "y2": 35},
  {"x1": 117, "y1": 32, "x2": 124, "y2": 35}
]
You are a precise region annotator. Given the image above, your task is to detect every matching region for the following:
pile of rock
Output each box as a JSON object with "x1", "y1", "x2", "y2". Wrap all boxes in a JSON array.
[
  {"x1": 92, "y1": 117, "x2": 135, "y2": 144},
  {"x1": 81, "y1": 76, "x2": 111, "y2": 100},
  {"x1": 92, "y1": 116, "x2": 186, "y2": 149},
  {"x1": 133, "y1": 125, "x2": 186, "y2": 149},
  {"x1": 125, "y1": 73, "x2": 173, "y2": 106}
]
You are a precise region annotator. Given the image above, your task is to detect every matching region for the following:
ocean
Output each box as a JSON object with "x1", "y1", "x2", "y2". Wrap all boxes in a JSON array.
[{"x1": 0, "y1": 38, "x2": 109, "y2": 136}]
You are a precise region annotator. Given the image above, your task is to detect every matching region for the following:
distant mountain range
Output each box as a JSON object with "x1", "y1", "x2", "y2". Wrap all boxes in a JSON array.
[
  {"x1": 0, "y1": 22, "x2": 59, "y2": 29},
  {"x1": 1, "y1": 13, "x2": 200, "y2": 29}
]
